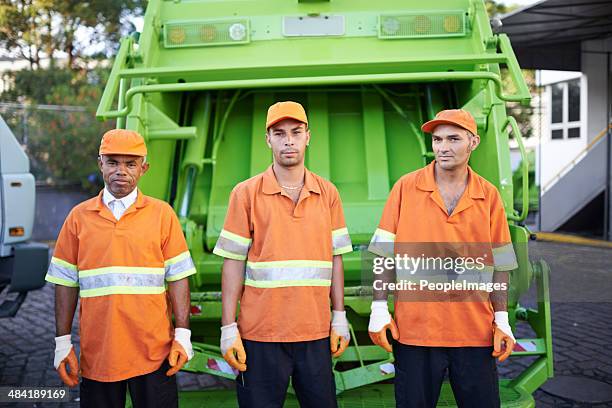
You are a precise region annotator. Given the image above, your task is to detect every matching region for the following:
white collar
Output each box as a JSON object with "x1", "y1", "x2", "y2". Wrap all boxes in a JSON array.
[{"x1": 103, "y1": 186, "x2": 138, "y2": 209}]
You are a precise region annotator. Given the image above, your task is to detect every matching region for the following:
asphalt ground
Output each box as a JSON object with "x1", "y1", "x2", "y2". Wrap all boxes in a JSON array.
[{"x1": 0, "y1": 240, "x2": 610, "y2": 407}]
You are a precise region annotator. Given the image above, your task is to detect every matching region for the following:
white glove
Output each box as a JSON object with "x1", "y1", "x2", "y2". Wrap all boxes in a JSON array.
[
  {"x1": 220, "y1": 322, "x2": 246, "y2": 371},
  {"x1": 54, "y1": 335, "x2": 73, "y2": 369},
  {"x1": 368, "y1": 300, "x2": 392, "y2": 332},
  {"x1": 494, "y1": 311, "x2": 515, "y2": 341},
  {"x1": 174, "y1": 328, "x2": 194, "y2": 360},
  {"x1": 331, "y1": 310, "x2": 350, "y2": 342},
  {"x1": 220, "y1": 322, "x2": 241, "y2": 356}
]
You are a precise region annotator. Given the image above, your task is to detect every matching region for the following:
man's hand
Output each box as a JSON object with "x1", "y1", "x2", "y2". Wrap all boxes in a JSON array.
[
  {"x1": 492, "y1": 311, "x2": 515, "y2": 362},
  {"x1": 166, "y1": 328, "x2": 194, "y2": 376},
  {"x1": 330, "y1": 310, "x2": 350, "y2": 358},
  {"x1": 368, "y1": 301, "x2": 399, "y2": 352},
  {"x1": 54, "y1": 335, "x2": 79, "y2": 387},
  {"x1": 221, "y1": 322, "x2": 247, "y2": 372}
]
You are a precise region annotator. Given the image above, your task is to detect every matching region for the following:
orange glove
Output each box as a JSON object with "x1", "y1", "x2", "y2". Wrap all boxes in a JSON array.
[
  {"x1": 166, "y1": 343, "x2": 189, "y2": 376},
  {"x1": 166, "y1": 328, "x2": 193, "y2": 376},
  {"x1": 54, "y1": 335, "x2": 79, "y2": 388},
  {"x1": 492, "y1": 312, "x2": 515, "y2": 362},
  {"x1": 220, "y1": 323, "x2": 247, "y2": 372},
  {"x1": 368, "y1": 301, "x2": 399, "y2": 352},
  {"x1": 330, "y1": 310, "x2": 350, "y2": 358}
]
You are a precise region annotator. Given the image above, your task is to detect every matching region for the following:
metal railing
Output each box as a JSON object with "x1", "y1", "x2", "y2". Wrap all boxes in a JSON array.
[{"x1": 541, "y1": 124, "x2": 612, "y2": 193}]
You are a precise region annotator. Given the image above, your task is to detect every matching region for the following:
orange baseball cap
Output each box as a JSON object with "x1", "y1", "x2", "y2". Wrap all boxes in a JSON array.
[
  {"x1": 266, "y1": 101, "x2": 308, "y2": 130},
  {"x1": 421, "y1": 109, "x2": 478, "y2": 135},
  {"x1": 99, "y1": 129, "x2": 147, "y2": 156}
]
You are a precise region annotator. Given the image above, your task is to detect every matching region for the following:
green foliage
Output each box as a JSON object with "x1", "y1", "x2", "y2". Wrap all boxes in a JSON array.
[
  {"x1": 1, "y1": 68, "x2": 72, "y2": 102},
  {"x1": 513, "y1": 149, "x2": 539, "y2": 212},
  {"x1": 0, "y1": 0, "x2": 146, "y2": 69},
  {"x1": 0, "y1": 0, "x2": 144, "y2": 191},
  {"x1": 503, "y1": 68, "x2": 536, "y2": 140},
  {"x1": 485, "y1": 0, "x2": 518, "y2": 17},
  {"x1": 1, "y1": 67, "x2": 114, "y2": 192}
]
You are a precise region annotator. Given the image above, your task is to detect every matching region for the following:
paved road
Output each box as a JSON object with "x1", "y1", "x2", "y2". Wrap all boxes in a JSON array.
[{"x1": 0, "y1": 241, "x2": 610, "y2": 407}]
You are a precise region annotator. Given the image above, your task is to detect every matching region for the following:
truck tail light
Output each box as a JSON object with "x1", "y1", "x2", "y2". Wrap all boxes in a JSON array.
[
  {"x1": 9, "y1": 227, "x2": 25, "y2": 237},
  {"x1": 378, "y1": 11, "x2": 466, "y2": 39},
  {"x1": 164, "y1": 19, "x2": 250, "y2": 48}
]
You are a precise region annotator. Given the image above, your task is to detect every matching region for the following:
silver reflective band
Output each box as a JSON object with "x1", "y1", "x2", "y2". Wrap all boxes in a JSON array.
[
  {"x1": 492, "y1": 244, "x2": 518, "y2": 271},
  {"x1": 368, "y1": 228, "x2": 396, "y2": 258},
  {"x1": 244, "y1": 260, "x2": 332, "y2": 288},
  {"x1": 332, "y1": 227, "x2": 352, "y2": 255},
  {"x1": 79, "y1": 272, "x2": 165, "y2": 291},
  {"x1": 396, "y1": 265, "x2": 494, "y2": 283},
  {"x1": 45, "y1": 257, "x2": 79, "y2": 286},
  {"x1": 165, "y1": 251, "x2": 197, "y2": 281},
  {"x1": 213, "y1": 229, "x2": 252, "y2": 260}
]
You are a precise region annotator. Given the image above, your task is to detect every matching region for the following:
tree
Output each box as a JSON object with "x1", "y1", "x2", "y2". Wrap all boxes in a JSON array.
[
  {"x1": 0, "y1": 0, "x2": 145, "y2": 69},
  {"x1": 486, "y1": 0, "x2": 513, "y2": 17},
  {"x1": 0, "y1": 0, "x2": 46, "y2": 69},
  {"x1": 1, "y1": 67, "x2": 114, "y2": 192}
]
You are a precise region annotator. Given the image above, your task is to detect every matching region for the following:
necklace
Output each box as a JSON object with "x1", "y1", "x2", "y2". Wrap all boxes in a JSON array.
[{"x1": 280, "y1": 183, "x2": 304, "y2": 190}]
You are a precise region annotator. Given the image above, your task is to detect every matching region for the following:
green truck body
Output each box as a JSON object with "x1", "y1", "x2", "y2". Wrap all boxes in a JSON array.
[{"x1": 97, "y1": 1, "x2": 552, "y2": 405}]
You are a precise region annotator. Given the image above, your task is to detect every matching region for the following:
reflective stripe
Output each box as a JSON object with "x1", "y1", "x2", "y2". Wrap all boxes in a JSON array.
[
  {"x1": 79, "y1": 266, "x2": 164, "y2": 278},
  {"x1": 51, "y1": 257, "x2": 77, "y2": 271},
  {"x1": 333, "y1": 245, "x2": 353, "y2": 256},
  {"x1": 166, "y1": 268, "x2": 197, "y2": 282},
  {"x1": 79, "y1": 273, "x2": 165, "y2": 292},
  {"x1": 220, "y1": 229, "x2": 252, "y2": 245},
  {"x1": 80, "y1": 286, "x2": 166, "y2": 298},
  {"x1": 164, "y1": 251, "x2": 190, "y2": 267},
  {"x1": 247, "y1": 260, "x2": 332, "y2": 269},
  {"x1": 332, "y1": 227, "x2": 349, "y2": 238},
  {"x1": 332, "y1": 228, "x2": 352, "y2": 255},
  {"x1": 164, "y1": 251, "x2": 196, "y2": 281},
  {"x1": 246, "y1": 266, "x2": 332, "y2": 281},
  {"x1": 214, "y1": 229, "x2": 251, "y2": 260},
  {"x1": 46, "y1": 258, "x2": 79, "y2": 285},
  {"x1": 368, "y1": 228, "x2": 396, "y2": 258},
  {"x1": 245, "y1": 278, "x2": 331, "y2": 288},
  {"x1": 213, "y1": 246, "x2": 247, "y2": 261},
  {"x1": 244, "y1": 260, "x2": 332, "y2": 288},
  {"x1": 396, "y1": 265, "x2": 495, "y2": 280},
  {"x1": 492, "y1": 244, "x2": 518, "y2": 271},
  {"x1": 45, "y1": 274, "x2": 79, "y2": 287}
]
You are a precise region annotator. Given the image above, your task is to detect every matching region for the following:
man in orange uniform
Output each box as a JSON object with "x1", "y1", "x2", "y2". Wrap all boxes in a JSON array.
[
  {"x1": 213, "y1": 101, "x2": 352, "y2": 407},
  {"x1": 368, "y1": 110, "x2": 518, "y2": 407},
  {"x1": 45, "y1": 129, "x2": 196, "y2": 408}
]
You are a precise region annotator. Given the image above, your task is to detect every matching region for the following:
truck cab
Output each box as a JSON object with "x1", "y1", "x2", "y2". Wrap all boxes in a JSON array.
[{"x1": 0, "y1": 115, "x2": 48, "y2": 317}]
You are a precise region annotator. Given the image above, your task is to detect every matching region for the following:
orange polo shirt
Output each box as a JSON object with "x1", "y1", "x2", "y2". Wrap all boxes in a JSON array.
[
  {"x1": 368, "y1": 161, "x2": 517, "y2": 347},
  {"x1": 213, "y1": 165, "x2": 352, "y2": 342},
  {"x1": 45, "y1": 190, "x2": 196, "y2": 381}
]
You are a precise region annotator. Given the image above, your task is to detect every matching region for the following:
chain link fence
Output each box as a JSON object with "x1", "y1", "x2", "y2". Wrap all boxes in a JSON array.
[{"x1": 1, "y1": 102, "x2": 114, "y2": 193}]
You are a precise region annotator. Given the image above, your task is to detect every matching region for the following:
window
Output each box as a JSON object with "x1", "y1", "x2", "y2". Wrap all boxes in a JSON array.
[
  {"x1": 568, "y1": 127, "x2": 580, "y2": 138},
  {"x1": 551, "y1": 129, "x2": 564, "y2": 140},
  {"x1": 568, "y1": 80, "x2": 580, "y2": 122},
  {"x1": 550, "y1": 78, "x2": 582, "y2": 140},
  {"x1": 551, "y1": 83, "x2": 563, "y2": 124}
]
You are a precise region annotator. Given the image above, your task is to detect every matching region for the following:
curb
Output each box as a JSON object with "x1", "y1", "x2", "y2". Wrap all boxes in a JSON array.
[{"x1": 536, "y1": 232, "x2": 612, "y2": 249}]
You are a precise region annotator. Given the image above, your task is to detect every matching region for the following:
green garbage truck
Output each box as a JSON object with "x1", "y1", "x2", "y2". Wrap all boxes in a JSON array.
[{"x1": 96, "y1": 0, "x2": 553, "y2": 406}]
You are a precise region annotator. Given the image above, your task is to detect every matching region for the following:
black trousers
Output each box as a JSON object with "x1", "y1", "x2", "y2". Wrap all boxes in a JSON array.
[
  {"x1": 393, "y1": 343, "x2": 500, "y2": 408},
  {"x1": 80, "y1": 360, "x2": 178, "y2": 408},
  {"x1": 236, "y1": 337, "x2": 337, "y2": 408}
]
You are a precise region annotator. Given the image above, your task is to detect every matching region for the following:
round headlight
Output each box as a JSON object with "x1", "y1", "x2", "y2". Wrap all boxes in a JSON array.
[
  {"x1": 229, "y1": 23, "x2": 247, "y2": 41},
  {"x1": 382, "y1": 17, "x2": 400, "y2": 35},
  {"x1": 168, "y1": 27, "x2": 186, "y2": 45}
]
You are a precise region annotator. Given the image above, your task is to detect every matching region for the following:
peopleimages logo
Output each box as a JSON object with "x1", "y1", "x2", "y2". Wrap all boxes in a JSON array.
[{"x1": 372, "y1": 254, "x2": 487, "y2": 275}]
